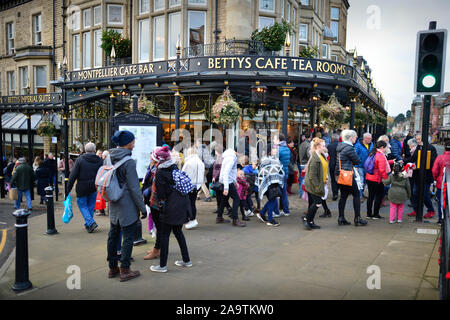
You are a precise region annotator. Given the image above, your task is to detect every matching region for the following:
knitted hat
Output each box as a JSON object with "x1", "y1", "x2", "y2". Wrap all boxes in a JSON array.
[
  {"x1": 18, "y1": 157, "x2": 26, "y2": 164},
  {"x1": 151, "y1": 146, "x2": 171, "y2": 162},
  {"x1": 112, "y1": 130, "x2": 135, "y2": 147}
]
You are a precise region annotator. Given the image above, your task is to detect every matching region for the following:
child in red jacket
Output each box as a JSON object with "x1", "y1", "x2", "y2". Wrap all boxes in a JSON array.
[{"x1": 237, "y1": 170, "x2": 251, "y2": 221}]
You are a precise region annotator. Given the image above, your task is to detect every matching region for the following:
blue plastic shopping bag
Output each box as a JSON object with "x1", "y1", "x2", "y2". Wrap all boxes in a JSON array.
[{"x1": 62, "y1": 194, "x2": 73, "y2": 224}]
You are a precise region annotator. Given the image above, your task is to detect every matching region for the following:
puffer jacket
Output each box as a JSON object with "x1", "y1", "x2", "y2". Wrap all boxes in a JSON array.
[
  {"x1": 354, "y1": 139, "x2": 373, "y2": 168},
  {"x1": 278, "y1": 141, "x2": 291, "y2": 178},
  {"x1": 390, "y1": 138, "x2": 403, "y2": 161},
  {"x1": 335, "y1": 142, "x2": 360, "y2": 176},
  {"x1": 432, "y1": 151, "x2": 450, "y2": 189},
  {"x1": 365, "y1": 151, "x2": 389, "y2": 183},
  {"x1": 155, "y1": 160, "x2": 190, "y2": 225}
]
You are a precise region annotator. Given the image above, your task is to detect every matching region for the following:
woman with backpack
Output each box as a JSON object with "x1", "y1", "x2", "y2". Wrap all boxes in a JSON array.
[
  {"x1": 365, "y1": 140, "x2": 389, "y2": 220},
  {"x1": 151, "y1": 146, "x2": 193, "y2": 273}
]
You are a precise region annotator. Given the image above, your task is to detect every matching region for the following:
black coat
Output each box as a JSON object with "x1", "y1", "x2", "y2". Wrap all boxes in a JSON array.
[
  {"x1": 410, "y1": 144, "x2": 437, "y2": 184},
  {"x1": 155, "y1": 163, "x2": 190, "y2": 226},
  {"x1": 327, "y1": 141, "x2": 339, "y2": 173},
  {"x1": 67, "y1": 153, "x2": 103, "y2": 198},
  {"x1": 43, "y1": 158, "x2": 57, "y2": 176},
  {"x1": 35, "y1": 166, "x2": 50, "y2": 197},
  {"x1": 335, "y1": 142, "x2": 360, "y2": 176}
]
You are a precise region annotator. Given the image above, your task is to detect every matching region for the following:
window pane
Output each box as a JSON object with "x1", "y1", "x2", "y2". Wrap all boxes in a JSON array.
[
  {"x1": 94, "y1": 6, "x2": 102, "y2": 25},
  {"x1": 72, "y1": 10, "x2": 80, "y2": 30},
  {"x1": 331, "y1": 7, "x2": 339, "y2": 20},
  {"x1": 33, "y1": 15, "x2": 42, "y2": 44},
  {"x1": 331, "y1": 21, "x2": 338, "y2": 41},
  {"x1": 258, "y1": 16, "x2": 274, "y2": 30},
  {"x1": 139, "y1": 19, "x2": 149, "y2": 62},
  {"x1": 73, "y1": 34, "x2": 80, "y2": 69},
  {"x1": 154, "y1": 0, "x2": 165, "y2": 11},
  {"x1": 108, "y1": 5, "x2": 123, "y2": 24},
  {"x1": 7, "y1": 72, "x2": 15, "y2": 95},
  {"x1": 94, "y1": 30, "x2": 102, "y2": 67},
  {"x1": 140, "y1": 0, "x2": 149, "y2": 13},
  {"x1": 292, "y1": 8, "x2": 296, "y2": 23},
  {"x1": 188, "y1": 0, "x2": 206, "y2": 4},
  {"x1": 20, "y1": 67, "x2": 28, "y2": 94},
  {"x1": 170, "y1": 0, "x2": 181, "y2": 6},
  {"x1": 322, "y1": 44, "x2": 327, "y2": 58},
  {"x1": 188, "y1": 11, "x2": 205, "y2": 48},
  {"x1": 259, "y1": 0, "x2": 274, "y2": 11},
  {"x1": 83, "y1": 9, "x2": 91, "y2": 28},
  {"x1": 169, "y1": 12, "x2": 181, "y2": 58},
  {"x1": 83, "y1": 32, "x2": 91, "y2": 68},
  {"x1": 281, "y1": 0, "x2": 284, "y2": 18},
  {"x1": 153, "y1": 16, "x2": 164, "y2": 60},
  {"x1": 301, "y1": 0, "x2": 309, "y2": 5},
  {"x1": 287, "y1": 3, "x2": 290, "y2": 21},
  {"x1": 35, "y1": 66, "x2": 46, "y2": 87},
  {"x1": 299, "y1": 24, "x2": 307, "y2": 41}
]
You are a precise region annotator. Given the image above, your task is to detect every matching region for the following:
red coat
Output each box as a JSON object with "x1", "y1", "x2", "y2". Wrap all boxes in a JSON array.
[
  {"x1": 365, "y1": 151, "x2": 389, "y2": 183},
  {"x1": 432, "y1": 151, "x2": 450, "y2": 189}
]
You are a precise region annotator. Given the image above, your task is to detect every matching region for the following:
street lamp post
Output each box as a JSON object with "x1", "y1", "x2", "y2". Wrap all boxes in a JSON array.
[{"x1": 62, "y1": 56, "x2": 70, "y2": 197}]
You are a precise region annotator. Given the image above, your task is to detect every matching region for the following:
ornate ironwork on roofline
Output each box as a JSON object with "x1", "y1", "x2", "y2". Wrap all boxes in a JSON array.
[{"x1": 182, "y1": 40, "x2": 273, "y2": 58}]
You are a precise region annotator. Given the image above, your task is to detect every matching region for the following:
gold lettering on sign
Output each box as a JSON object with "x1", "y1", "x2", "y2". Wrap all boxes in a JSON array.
[
  {"x1": 305, "y1": 60, "x2": 313, "y2": 71},
  {"x1": 209, "y1": 58, "x2": 214, "y2": 69},
  {"x1": 281, "y1": 58, "x2": 287, "y2": 69},
  {"x1": 256, "y1": 57, "x2": 265, "y2": 69},
  {"x1": 264, "y1": 58, "x2": 274, "y2": 69},
  {"x1": 316, "y1": 61, "x2": 323, "y2": 72},
  {"x1": 245, "y1": 57, "x2": 251, "y2": 69},
  {"x1": 237, "y1": 57, "x2": 245, "y2": 68}
]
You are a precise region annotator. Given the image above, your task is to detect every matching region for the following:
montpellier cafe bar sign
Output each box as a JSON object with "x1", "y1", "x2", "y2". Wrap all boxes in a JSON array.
[{"x1": 69, "y1": 56, "x2": 353, "y2": 82}]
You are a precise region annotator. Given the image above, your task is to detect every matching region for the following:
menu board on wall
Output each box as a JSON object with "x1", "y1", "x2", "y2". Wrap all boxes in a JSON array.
[{"x1": 119, "y1": 125, "x2": 157, "y2": 179}]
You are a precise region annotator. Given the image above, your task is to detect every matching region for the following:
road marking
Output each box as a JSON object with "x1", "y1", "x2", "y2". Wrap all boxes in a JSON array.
[
  {"x1": 417, "y1": 228, "x2": 438, "y2": 235},
  {"x1": 0, "y1": 222, "x2": 6, "y2": 225},
  {"x1": 0, "y1": 229, "x2": 6, "y2": 255}
]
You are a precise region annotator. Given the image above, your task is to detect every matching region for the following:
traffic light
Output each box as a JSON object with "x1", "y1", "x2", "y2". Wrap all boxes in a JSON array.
[{"x1": 414, "y1": 29, "x2": 447, "y2": 94}]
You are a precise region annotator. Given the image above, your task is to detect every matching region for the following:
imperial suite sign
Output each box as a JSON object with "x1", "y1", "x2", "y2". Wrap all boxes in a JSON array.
[
  {"x1": 69, "y1": 56, "x2": 353, "y2": 81},
  {"x1": 1, "y1": 93, "x2": 62, "y2": 105}
]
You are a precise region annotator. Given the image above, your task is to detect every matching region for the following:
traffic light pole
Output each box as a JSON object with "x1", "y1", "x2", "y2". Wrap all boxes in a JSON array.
[{"x1": 416, "y1": 94, "x2": 431, "y2": 222}]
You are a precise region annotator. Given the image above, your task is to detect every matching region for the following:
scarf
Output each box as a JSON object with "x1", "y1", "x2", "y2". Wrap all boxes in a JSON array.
[{"x1": 256, "y1": 157, "x2": 284, "y2": 200}]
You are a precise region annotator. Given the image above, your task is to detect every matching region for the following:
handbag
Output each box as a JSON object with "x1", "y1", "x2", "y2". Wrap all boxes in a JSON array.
[
  {"x1": 337, "y1": 153, "x2": 353, "y2": 187},
  {"x1": 210, "y1": 181, "x2": 224, "y2": 192},
  {"x1": 265, "y1": 184, "x2": 282, "y2": 201},
  {"x1": 9, "y1": 188, "x2": 18, "y2": 201}
]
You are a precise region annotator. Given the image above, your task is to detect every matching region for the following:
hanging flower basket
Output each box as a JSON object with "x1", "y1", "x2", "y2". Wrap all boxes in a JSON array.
[
  {"x1": 318, "y1": 94, "x2": 347, "y2": 129},
  {"x1": 247, "y1": 107, "x2": 257, "y2": 119},
  {"x1": 37, "y1": 121, "x2": 57, "y2": 137},
  {"x1": 137, "y1": 95, "x2": 159, "y2": 116},
  {"x1": 354, "y1": 103, "x2": 368, "y2": 128},
  {"x1": 376, "y1": 113, "x2": 387, "y2": 125},
  {"x1": 212, "y1": 87, "x2": 241, "y2": 126}
]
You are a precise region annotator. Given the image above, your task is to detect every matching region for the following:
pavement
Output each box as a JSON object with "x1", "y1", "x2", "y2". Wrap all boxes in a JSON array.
[{"x1": 0, "y1": 182, "x2": 442, "y2": 300}]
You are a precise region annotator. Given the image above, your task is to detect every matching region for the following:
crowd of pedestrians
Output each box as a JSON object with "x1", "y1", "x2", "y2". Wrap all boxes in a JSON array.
[{"x1": 6, "y1": 125, "x2": 448, "y2": 283}]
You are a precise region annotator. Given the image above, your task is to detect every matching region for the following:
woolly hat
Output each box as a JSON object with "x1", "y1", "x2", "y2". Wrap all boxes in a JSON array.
[
  {"x1": 112, "y1": 130, "x2": 135, "y2": 147},
  {"x1": 151, "y1": 146, "x2": 171, "y2": 162},
  {"x1": 18, "y1": 157, "x2": 26, "y2": 164}
]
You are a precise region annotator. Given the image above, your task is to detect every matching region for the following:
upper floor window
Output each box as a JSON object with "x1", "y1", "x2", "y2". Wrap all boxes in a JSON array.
[
  {"x1": 138, "y1": 19, "x2": 150, "y2": 62},
  {"x1": 170, "y1": 0, "x2": 181, "y2": 7},
  {"x1": 7, "y1": 71, "x2": 15, "y2": 95},
  {"x1": 322, "y1": 44, "x2": 328, "y2": 59},
  {"x1": 154, "y1": 0, "x2": 165, "y2": 11},
  {"x1": 188, "y1": 11, "x2": 206, "y2": 54},
  {"x1": 108, "y1": 5, "x2": 123, "y2": 25},
  {"x1": 73, "y1": 34, "x2": 80, "y2": 70},
  {"x1": 299, "y1": 23, "x2": 308, "y2": 41},
  {"x1": 19, "y1": 67, "x2": 28, "y2": 95},
  {"x1": 259, "y1": 0, "x2": 274, "y2": 12},
  {"x1": 281, "y1": 0, "x2": 284, "y2": 19},
  {"x1": 33, "y1": 14, "x2": 42, "y2": 45},
  {"x1": 83, "y1": 9, "x2": 91, "y2": 28},
  {"x1": 258, "y1": 16, "x2": 274, "y2": 31},
  {"x1": 300, "y1": 0, "x2": 309, "y2": 5},
  {"x1": 6, "y1": 22, "x2": 14, "y2": 54},
  {"x1": 292, "y1": 7, "x2": 296, "y2": 23},
  {"x1": 331, "y1": 7, "x2": 339, "y2": 42},
  {"x1": 140, "y1": 0, "x2": 150, "y2": 14},
  {"x1": 287, "y1": 2, "x2": 291, "y2": 22},
  {"x1": 94, "y1": 29, "x2": 102, "y2": 67},
  {"x1": 34, "y1": 66, "x2": 47, "y2": 94},
  {"x1": 94, "y1": 6, "x2": 102, "y2": 25},
  {"x1": 71, "y1": 10, "x2": 81, "y2": 30},
  {"x1": 153, "y1": 15, "x2": 164, "y2": 60},
  {"x1": 168, "y1": 12, "x2": 181, "y2": 58},
  {"x1": 83, "y1": 32, "x2": 91, "y2": 69}
]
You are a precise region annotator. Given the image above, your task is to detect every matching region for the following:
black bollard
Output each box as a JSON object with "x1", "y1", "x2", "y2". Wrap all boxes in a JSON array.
[
  {"x1": 45, "y1": 186, "x2": 58, "y2": 235},
  {"x1": 133, "y1": 219, "x2": 147, "y2": 246},
  {"x1": 11, "y1": 209, "x2": 32, "y2": 292}
]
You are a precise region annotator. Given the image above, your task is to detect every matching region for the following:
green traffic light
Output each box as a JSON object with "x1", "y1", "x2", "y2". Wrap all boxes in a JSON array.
[{"x1": 422, "y1": 74, "x2": 436, "y2": 88}]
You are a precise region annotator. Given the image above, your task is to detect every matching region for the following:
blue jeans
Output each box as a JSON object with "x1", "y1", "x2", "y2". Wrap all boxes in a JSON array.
[
  {"x1": 297, "y1": 164, "x2": 305, "y2": 197},
  {"x1": 15, "y1": 189, "x2": 32, "y2": 209},
  {"x1": 76, "y1": 191, "x2": 97, "y2": 227},
  {"x1": 280, "y1": 176, "x2": 290, "y2": 213},
  {"x1": 357, "y1": 167, "x2": 366, "y2": 197},
  {"x1": 260, "y1": 198, "x2": 278, "y2": 222},
  {"x1": 412, "y1": 183, "x2": 434, "y2": 213}
]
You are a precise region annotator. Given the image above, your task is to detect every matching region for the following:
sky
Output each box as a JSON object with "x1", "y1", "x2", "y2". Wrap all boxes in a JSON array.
[{"x1": 346, "y1": 0, "x2": 450, "y2": 117}]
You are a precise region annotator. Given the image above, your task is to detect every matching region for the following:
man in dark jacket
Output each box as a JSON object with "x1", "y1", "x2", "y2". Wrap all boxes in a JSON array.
[
  {"x1": 43, "y1": 153, "x2": 57, "y2": 187},
  {"x1": 327, "y1": 133, "x2": 340, "y2": 200},
  {"x1": 408, "y1": 133, "x2": 438, "y2": 218},
  {"x1": 298, "y1": 132, "x2": 312, "y2": 198},
  {"x1": 107, "y1": 130, "x2": 147, "y2": 282},
  {"x1": 67, "y1": 142, "x2": 103, "y2": 233},
  {"x1": 403, "y1": 131, "x2": 413, "y2": 159},
  {"x1": 390, "y1": 132, "x2": 404, "y2": 161},
  {"x1": 10, "y1": 157, "x2": 34, "y2": 211}
]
